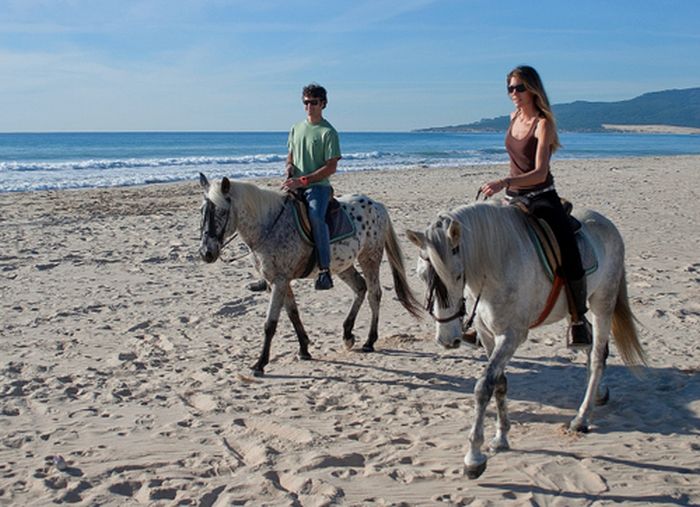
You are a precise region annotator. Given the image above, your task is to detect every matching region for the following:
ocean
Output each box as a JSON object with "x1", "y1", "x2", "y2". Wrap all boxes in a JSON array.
[{"x1": 1, "y1": 131, "x2": 699, "y2": 193}]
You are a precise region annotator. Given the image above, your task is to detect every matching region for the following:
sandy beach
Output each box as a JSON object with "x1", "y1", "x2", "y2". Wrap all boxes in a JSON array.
[{"x1": 1, "y1": 155, "x2": 699, "y2": 506}]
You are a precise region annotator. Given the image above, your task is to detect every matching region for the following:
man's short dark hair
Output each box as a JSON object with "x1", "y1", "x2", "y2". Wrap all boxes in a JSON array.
[{"x1": 302, "y1": 83, "x2": 327, "y2": 102}]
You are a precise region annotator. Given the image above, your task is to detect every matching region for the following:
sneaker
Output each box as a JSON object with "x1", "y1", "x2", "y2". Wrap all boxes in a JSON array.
[
  {"x1": 247, "y1": 279, "x2": 268, "y2": 292},
  {"x1": 569, "y1": 319, "x2": 592, "y2": 348},
  {"x1": 315, "y1": 270, "x2": 333, "y2": 290}
]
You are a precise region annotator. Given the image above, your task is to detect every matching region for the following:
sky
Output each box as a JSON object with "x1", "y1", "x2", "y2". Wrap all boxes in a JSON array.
[{"x1": 1, "y1": 0, "x2": 699, "y2": 132}]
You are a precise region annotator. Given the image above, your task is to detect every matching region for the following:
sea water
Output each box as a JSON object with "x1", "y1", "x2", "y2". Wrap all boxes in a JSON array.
[{"x1": 1, "y1": 131, "x2": 699, "y2": 193}]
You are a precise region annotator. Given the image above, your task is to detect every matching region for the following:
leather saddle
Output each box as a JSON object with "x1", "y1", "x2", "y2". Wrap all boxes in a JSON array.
[
  {"x1": 509, "y1": 197, "x2": 598, "y2": 328},
  {"x1": 510, "y1": 197, "x2": 597, "y2": 281},
  {"x1": 290, "y1": 191, "x2": 356, "y2": 245}
]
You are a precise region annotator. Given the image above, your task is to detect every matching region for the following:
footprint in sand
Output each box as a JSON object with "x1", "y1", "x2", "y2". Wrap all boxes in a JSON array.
[
  {"x1": 215, "y1": 295, "x2": 259, "y2": 317},
  {"x1": 35, "y1": 263, "x2": 59, "y2": 271}
]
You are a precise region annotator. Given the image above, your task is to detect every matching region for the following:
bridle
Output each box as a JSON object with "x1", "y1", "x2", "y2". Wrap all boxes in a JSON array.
[
  {"x1": 425, "y1": 191, "x2": 487, "y2": 328},
  {"x1": 424, "y1": 246, "x2": 482, "y2": 329},
  {"x1": 201, "y1": 196, "x2": 235, "y2": 248},
  {"x1": 200, "y1": 194, "x2": 290, "y2": 262},
  {"x1": 427, "y1": 279, "x2": 481, "y2": 327}
]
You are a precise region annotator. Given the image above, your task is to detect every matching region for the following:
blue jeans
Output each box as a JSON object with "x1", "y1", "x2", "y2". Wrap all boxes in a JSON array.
[{"x1": 304, "y1": 185, "x2": 332, "y2": 269}]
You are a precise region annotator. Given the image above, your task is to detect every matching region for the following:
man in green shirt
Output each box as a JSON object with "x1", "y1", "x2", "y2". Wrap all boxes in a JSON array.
[{"x1": 281, "y1": 83, "x2": 342, "y2": 290}]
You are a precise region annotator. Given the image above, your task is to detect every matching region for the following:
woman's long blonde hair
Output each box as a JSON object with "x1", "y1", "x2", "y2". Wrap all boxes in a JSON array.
[{"x1": 508, "y1": 65, "x2": 561, "y2": 153}]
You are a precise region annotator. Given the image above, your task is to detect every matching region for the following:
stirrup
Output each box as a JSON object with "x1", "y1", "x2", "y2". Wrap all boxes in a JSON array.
[{"x1": 568, "y1": 319, "x2": 592, "y2": 348}]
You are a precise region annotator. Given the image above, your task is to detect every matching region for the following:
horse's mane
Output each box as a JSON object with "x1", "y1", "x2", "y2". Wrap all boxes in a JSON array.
[
  {"x1": 209, "y1": 179, "x2": 286, "y2": 224},
  {"x1": 425, "y1": 200, "x2": 529, "y2": 288}
]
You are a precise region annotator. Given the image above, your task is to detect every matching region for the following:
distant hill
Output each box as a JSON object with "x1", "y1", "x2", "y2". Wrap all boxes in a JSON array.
[{"x1": 417, "y1": 87, "x2": 700, "y2": 133}]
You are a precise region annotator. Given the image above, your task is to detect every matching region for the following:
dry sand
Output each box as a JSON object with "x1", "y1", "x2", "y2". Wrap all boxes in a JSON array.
[{"x1": 1, "y1": 156, "x2": 699, "y2": 506}]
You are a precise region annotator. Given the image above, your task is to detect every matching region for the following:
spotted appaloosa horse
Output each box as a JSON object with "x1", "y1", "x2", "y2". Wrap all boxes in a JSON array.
[
  {"x1": 407, "y1": 199, "x2": 646, "y2": 479},
  {"x1": 198, "y1": 173, "x2": 421, "y2": 376}
]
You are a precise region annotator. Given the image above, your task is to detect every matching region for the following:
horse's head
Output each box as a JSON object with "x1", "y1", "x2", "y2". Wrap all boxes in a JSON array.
[
  {"x1": 407, "y1": 215, "x2": 467, "y2": 349},
  {"x1": 199, "y1": 173, "x2": 235, "y2": 263}
]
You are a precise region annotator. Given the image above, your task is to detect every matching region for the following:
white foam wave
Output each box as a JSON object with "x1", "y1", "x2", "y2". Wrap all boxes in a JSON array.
[{"x1": 0, "y1": 154, "x2": 288, "y2": 173}]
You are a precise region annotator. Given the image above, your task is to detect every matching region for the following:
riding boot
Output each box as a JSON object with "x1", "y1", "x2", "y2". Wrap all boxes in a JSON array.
[{"x1": 566, "y1": 276, "x2": 592, "y2": 348}]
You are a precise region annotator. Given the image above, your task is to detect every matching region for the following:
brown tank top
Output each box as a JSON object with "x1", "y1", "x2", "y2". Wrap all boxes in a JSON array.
[{"x1": 505, "y1": 115, "x2": 553, "y2": 193}]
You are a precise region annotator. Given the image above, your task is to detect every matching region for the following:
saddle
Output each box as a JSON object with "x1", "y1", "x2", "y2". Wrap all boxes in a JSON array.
[
  {"x1": 288, "y1": 190, "x2": 357, "y2": 279},
  {"x1": 291, "y1": 192, "x2": 356, "y2": 245},
  {"x1": 509, "y1": 197, "x2": 598, "y2": 328}
]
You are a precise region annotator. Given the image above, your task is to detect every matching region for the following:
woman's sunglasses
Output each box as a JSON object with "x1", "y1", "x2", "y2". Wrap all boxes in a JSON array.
[{"x1": 507, "y1": 84, "x2": 527, "y2": 94}]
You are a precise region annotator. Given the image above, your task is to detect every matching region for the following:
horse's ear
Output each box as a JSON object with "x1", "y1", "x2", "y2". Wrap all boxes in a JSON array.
[
  {"x1": 221, "y1": 177, "x2": 231, "y2": 194},
  {"x1": 447, "y1": 221, "x2": 461, "y2": 249},
  {"x1": 199, "y1": 172, "x2": 209, "y2": 191},
  {"x1": 406, "y1": 230, "x2": 426, "y2": 248}
]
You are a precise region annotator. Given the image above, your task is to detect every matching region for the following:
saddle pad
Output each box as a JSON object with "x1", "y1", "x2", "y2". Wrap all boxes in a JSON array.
[
  {"x1": 526, "y1": 219, "x2": 598, "y2": 281},
  {"x1": 293, "y1": 198, "x2": 356, "y2": 245}
]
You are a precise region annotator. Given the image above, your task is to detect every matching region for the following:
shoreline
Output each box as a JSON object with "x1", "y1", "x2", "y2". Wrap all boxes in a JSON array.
[
  {"x1": 1, "y1": 153, "x2": 699, "y2": 196},
  {"x1": 1, "y1": 155, "x2": 699, "y2": 505}
]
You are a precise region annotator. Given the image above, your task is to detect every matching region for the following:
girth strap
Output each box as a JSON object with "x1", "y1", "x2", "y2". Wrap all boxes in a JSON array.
[
  {"x1": 529, "y1": 274, "x2": 565, "y2": 329},
  {"x1": 519, "y1": 210, "x2": 566, "y2": 329}
]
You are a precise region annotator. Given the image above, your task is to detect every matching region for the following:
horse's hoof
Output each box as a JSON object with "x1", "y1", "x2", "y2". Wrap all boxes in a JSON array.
[
  {"x1": 251, "y1": 367, "x2": 265, "y2": 377},
  {"x1": 298, "y1": 352, "x2": 312, "y2": 361},
  {"x1": 569, "y1": 420, "x2": 589, "y2": 433},
  {"x1": 361, "y1": 344, "x2": 375, "y2": 353},
  {"x1": 465, "y1": 461, "x2": 487, "y2": 480},
  {"x1": 489, "y1": 437, "x2": 510, "y2": 453},
  {"x1": 595, "y1": 386, "x2": 610, "y2": 406},
  {"x1": 343, "y1": 337, "x2": 355, "y2": 351}
]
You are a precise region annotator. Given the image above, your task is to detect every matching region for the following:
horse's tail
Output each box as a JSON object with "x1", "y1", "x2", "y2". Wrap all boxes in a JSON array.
[
  {"x1": 384, "y1": 217, "x2": 423, "y2": 319},
  {"x1": 611, "y1": 267, "x2": 647, "y2": 367}
]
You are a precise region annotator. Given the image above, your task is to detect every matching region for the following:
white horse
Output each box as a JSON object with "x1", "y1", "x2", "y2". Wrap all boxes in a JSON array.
[
  {"x1": 406, "y1": 200, "x2": 645, "y2": 479},
  {"x1": 198, "y1": 173, "x2": 421, "y2": 376}
]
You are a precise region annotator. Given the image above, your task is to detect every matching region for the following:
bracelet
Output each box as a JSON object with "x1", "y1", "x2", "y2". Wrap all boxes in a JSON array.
[
  {"x1": 299, "y1": 176, "x2": 309, "y2": 186},
  {"x1": 502, "y1": 177, "x2": 510, "y2": 189}
]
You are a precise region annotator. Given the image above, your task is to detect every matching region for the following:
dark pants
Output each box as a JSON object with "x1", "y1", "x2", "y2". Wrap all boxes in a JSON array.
[{"x1": 527, "y1": 190, "x2": 584, "y2": 281}]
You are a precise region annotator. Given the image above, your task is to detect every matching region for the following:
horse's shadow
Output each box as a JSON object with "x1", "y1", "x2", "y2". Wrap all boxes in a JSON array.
[
  {"x1": 266, "y1": 349, "x2": 700, "y2": 438},
  {"x1": 477, "y1": 448, "x2": 698, "y2": 506}
]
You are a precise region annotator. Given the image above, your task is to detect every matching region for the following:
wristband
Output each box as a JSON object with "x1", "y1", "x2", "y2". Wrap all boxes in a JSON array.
[{"x1": 299, "y1": 176, "x2": 309, "y2": 186}]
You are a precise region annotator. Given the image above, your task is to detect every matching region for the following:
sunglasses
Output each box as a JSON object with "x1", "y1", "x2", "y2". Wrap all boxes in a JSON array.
[
  {"x1": 303, "y1": 99, "x2": 321, "y2": 106},
  {"x1": 507, "y1": 84, "x2": 527, "y2": 94}
]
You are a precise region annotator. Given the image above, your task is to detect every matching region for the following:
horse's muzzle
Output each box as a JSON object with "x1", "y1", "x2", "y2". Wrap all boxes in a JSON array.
[
  {"x1": 199, "y1": 244, "x2": 219, "y2": 263},
  {"x1": 436, "y1": 335, "x2": 461, "y2": 350}
]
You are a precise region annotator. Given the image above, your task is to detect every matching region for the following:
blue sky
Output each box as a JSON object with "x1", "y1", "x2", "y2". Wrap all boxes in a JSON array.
[{"x1": 1, "y1": 0, "x2": 698, "y2": 132}]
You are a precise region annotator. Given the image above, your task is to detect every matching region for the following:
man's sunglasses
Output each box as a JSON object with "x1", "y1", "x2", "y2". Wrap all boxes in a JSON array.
[
  {"x1": 303, "y1": 99, "x2": 321, "y2": 106},
  {"x1": 507, "y1": 84, "x2": 527, "y2": 94}
]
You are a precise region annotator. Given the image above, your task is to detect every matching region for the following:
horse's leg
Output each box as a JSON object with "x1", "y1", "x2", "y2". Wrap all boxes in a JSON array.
[
  {"x1": 251, "y1": 281, "x2": 287, "y2": 377},
  {"x1": 337, "y1": 266, "x2": 367, "y2": 350},
  {"x1": 465, "y1": 332, "x2": 519, "y2": 479},
  {"x1": 570, "y1": 312, "x2": 612, "y2": 432},
  {"x1": 594, "y1": 342, "x2": 610, "y2": 406},
  {"x1": 284, "y1": 285, "x2": 311, "y2": 361},
  {"x1": 358, "y1": 257, "x2": 382, "y2": 353},
  {"x1": 489, "y1": 373, "x2": 511, "y2": 452}
]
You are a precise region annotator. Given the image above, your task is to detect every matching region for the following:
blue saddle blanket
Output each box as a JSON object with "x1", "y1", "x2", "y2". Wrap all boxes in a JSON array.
[{"x1": 292, "y1": 197, "x2": 356, "y2": 245}]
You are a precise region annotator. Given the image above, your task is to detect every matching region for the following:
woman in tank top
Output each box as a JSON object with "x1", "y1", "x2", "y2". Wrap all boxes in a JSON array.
[{"x1": 479, "y1": 65, "x2": 592, "y2": 348}]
